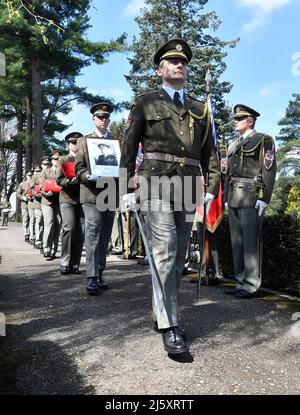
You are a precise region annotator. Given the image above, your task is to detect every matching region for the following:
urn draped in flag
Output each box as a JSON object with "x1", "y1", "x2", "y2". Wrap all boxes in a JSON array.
[
  {"x1": 43, "y1": 179, "x2": 62, "y2": 193},
  {"x1": 61, "y1": 162, "x2": 76, "y2": 179}
]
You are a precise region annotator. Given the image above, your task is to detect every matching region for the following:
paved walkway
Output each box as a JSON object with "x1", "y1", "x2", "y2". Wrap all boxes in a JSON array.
[{"x1": 0, "y1": 222, "x2": 299, "y2": 395}]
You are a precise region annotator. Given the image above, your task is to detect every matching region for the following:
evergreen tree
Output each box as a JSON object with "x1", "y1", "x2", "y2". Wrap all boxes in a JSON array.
[
  {"x1": 277, "y1": 93, "x2": 300, "y2": 142},
  {"x1": 125, "y1": 0, "x2": 238, "y2": 127}
]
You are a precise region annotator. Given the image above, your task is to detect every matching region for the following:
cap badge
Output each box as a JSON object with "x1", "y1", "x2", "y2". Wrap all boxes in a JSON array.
[
  {"x1": 102, "y1": 106, "x2": 107, "y2": 111},
  {"x1": 176, "y1": 44, "x2": 183, "y2": 51}
]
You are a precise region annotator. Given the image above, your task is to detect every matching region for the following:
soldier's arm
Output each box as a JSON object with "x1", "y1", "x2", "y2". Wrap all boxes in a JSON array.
[
  {"x1": 261, "y1": 136, "x2": 277, "y2": 204},
  {"x1": 119, "y1": 99, "x2": 145, "y2": 193},
  {"x1": 75, "y1": 137, "x2": 90, "y2": 183}
]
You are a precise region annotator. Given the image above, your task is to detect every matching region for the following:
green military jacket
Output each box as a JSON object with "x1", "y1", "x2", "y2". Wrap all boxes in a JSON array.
[
  {"x1": 29, "y1": 173, "x2": 43, "y2": 209},
  {"x1": 56, "y1": 154, "x2": 80, "y2": 205},
  {"x1": 120, "y1": 89, "x2": 220, "y2": 203},
  {"x1": 39, "y1": 167, "x2": 60, "y2": 206},
  {"x1": 75, "y1": 132, "x2": 118, "y2": 205},
  {"x1": 17, "y1": 180, "x2": 30, "y2": 209},
  {"x1": 224, "y1": 130, "x2": 277, "y2": 207}
]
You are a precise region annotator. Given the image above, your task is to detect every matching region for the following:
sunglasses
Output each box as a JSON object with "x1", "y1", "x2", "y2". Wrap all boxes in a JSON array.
[
  {"x1": 95, "y1": 114, "x2": 110, "y2": 120},
  {"x1": 42, "y1": 163, "x2": 50, "y2": 166},
  {"x1": 52, "y1": 157, "x2": 59, "y2": 160}
]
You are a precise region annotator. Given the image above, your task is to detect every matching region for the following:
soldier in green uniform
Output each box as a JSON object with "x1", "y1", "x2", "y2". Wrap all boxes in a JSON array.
[
  {"x1": 40, "y1": 150, "x2": 62, "y2": 259},
  {"x1": 224, "y1": 104, "x2": 277, "y2": 299},
  {"x1": 17, "y1": 169, "x2": 33, "y2": 242},
  {"x1": 56, "y1": 132, "x2": 84, "y2": 276},
  {"x1": 120, "y1": 38, "x2": 220, "y2": 355},
  {"x1": 29, "y1": 165, "x2": 44, "y2": 250},
  {"x1": 75, "y1": 102, "x2": 117, "y2": 295}
]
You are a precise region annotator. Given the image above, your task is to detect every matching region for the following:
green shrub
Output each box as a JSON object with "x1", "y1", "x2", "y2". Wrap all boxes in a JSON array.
[{"x1": 219, "y1": 215, "x2": 300, "y2": 296}]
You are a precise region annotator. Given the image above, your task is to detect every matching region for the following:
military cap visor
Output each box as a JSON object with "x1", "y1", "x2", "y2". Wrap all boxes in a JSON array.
[
  {"x1": 153, "y1": 38, "x2": 192, "y2": 66},
  {"x1": 51, "y1": 150, "x2": 62, "y2": 158},
  {"x1": 26, "y1": 169, "x2": 33, "y2": 175},
  {"x1": 90, "y1": 102, "x2": 113, "y2": 116},
  {"x1": 65, "y1": 132, "x2": 83, "y2": 142},
  {"x1": 233, "y1": 104, "x2": 260, "y2": 119}
]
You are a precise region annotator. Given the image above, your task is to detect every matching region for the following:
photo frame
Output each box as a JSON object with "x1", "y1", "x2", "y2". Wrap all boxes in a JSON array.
[{"x1": 86, "y1": 138, "x2": 121, "y2": 177}]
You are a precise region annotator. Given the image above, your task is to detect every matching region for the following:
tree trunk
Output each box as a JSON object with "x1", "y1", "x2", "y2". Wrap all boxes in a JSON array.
[
  {"x1": 25, "y1": 94, "x2": 33, "y2": 170},
  {"x1": 31, "y1": 56, "x2": 43, "y2": 166},
  {"x1": 15, "y1": 111, "x2": 24, "y2": 219}
]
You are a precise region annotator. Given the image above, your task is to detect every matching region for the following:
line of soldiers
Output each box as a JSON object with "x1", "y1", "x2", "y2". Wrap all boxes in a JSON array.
[{"x1": 15, "y1": 37, "x2": 277, "y2": 357}]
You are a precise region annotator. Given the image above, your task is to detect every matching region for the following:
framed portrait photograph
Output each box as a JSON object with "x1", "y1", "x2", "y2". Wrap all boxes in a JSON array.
[{"x1": 86, "y1": 138, "x2": 121, "y2": 177}]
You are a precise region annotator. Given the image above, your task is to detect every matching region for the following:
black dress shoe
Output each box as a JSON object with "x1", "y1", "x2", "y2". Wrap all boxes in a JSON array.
[
  {"x1": 225, "y1": 286, "x2": 242, "y2": 295},
  {"x1": 60, "y1": 266, "x2": 69, "y2": 275},
  {"x1": 234, "y1": 289, "x2": 254, "y2": 299},
  {"x1": 25, "y1": 235, "x2": 30, "y2": 242},
  {"x1": 70, "y1": 267, "x2": 82, "y2": 275},
  {"x1": 86, "y1": 277, "x2": 99, "y2": 296},
  {"x1": 97, "y1": 276, "x2": 108, "y2": 290},
  {"x1": 162, "y1": 327, "x2": 189, "y2": 354},
  {"x1": 119, "y1": 253, "x2": 137, "y2": 260},
  {"x1": 44, "y1": 252, "x2": 51, "y2": 258},
  {"x1": 153, "y1": 322, "x2": 187, "y2": 341}
]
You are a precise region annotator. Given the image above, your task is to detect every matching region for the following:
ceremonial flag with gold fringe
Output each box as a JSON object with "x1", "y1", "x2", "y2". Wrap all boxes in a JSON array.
[{"x1": 194, "y1": 94, "x2": 223, "y2": 233}]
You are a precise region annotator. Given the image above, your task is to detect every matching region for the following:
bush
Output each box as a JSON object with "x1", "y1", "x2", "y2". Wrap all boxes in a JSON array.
[{"x1": 219, "y1": 214, "x2": 300, "y2": 296}]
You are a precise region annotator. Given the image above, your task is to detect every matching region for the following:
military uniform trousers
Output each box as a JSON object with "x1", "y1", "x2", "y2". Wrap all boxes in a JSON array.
[
  {"x1": 41, "y1": 204, "x2": 62, "y2": 255},
  {"x1": 60, "y1": 203, "x2": 84, "y2": 269},
  {"x1": 110, "y1": 213, "x2": 123, "y2": 252},
  {"x1": 228, "y1": 207, "x2": 263, "y2": 293},
  {"x1": 82, "y1": 203, "x2": 115, "y2": 278},
  {"x1": 141, "y1": 199, "x2": 194, "y2": 330},
  {"x1": 21, "y1": 208, "x2": 30, "y2": 237},
  {"x1": 34, "y1": 208, "x2": 43, "y2": 246},
  {"x1": 28, "y1": 206, "x2": 36, "y2": 241}
]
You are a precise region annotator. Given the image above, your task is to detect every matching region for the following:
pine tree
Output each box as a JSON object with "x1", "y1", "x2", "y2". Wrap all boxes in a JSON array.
[
  {"x1": 125, "y1": 0, "x2": 238, "y2": 125},
  {"x1": 277, "y1": 93, "x2": 300, "y2": 142}
]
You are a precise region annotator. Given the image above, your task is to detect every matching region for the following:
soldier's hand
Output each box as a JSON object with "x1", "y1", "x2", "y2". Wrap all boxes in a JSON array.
[
  {"x1": 255, "y1": 200, "x2": 268, "y2": 216},
  {"x1": 224, "y1": 202, "x2": 228, "y2": 210},
  {"x1": 122, "y1": 193, "x2": 136, "y2": 210},
  {"x1": 204, "y1": 192, "x2": 214, "y2": 215},
  {"x1": 86, "y1": 174, "x2": 98, "y2": 182},
  {"x1": 46, "y1": 191, "x2": 53, "y2": 197},
  {"x1": 22, "y1": 196, "x2": 28, "y2": 202},
  {"x1": 70, "y1": 177, "x2": 78, "y2": 185}
]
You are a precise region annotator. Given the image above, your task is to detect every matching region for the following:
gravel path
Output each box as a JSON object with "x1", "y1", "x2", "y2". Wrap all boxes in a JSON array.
[{"x1": 0, "y1": 222, "x2": 299, "y2": 395}]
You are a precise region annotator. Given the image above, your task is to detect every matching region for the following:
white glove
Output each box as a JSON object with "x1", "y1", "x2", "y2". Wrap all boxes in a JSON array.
[
  {"x1": 70, "y1": 177, "x2": 78, "y2": 185},
  {"x1": 122, "y1": 193, "x2": 136, "y2": 209},
  {"x1": 255, "y1": 200, "x2": 268, "y2": 216},
  {"x1": 22, "y1": 196, "x2": 28, "y2": 202},
  {"x1": 224, "y1": 202, "x2": 228, "y2": 210},
  {"x1": 46, "y1": 191, "x2": 53, "y2": 197},
  {"x1": 204, "y1": 192, "x2": 214, "y2": 214},
  {"x1": 86, "y1": 174, "x2": 98, "y2": 182}
]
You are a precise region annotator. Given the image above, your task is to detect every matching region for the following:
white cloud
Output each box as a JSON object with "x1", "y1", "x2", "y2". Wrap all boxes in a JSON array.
[
  {"x1": 236, "y1": 0, "x2": 291, "y2": 32},
  {"x1": 259, "y1": 82, "x2": 282, "y2": 97},
  {"x1": 123, "y1": 0, "x2": 145, "y2": 18}
]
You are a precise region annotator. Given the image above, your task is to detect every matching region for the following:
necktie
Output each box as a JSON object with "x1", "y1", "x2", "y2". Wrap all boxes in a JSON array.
[{"x1": 174, "y1": 91, "x2": 183, "y2": 109}]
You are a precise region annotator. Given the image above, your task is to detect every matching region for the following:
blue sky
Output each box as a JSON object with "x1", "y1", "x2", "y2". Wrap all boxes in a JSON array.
[{"x1": 58, "y1": 0, "x2": 300, "y2": 143}]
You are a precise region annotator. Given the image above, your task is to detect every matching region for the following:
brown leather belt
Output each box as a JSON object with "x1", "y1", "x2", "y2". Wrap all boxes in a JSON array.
[{"x1": 143, "y1": 152, "x2": 200, "y2": 167}]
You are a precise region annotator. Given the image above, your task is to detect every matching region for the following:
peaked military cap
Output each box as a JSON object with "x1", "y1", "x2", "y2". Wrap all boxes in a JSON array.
[
  {"x1": 65, "y1": 132, "x2": 83, "y2": 142},
  {"x1": 90, "y1": 102, "x2": 113, "y2": 116},
  {"x1": 26, "y1": 168, "x2": 33, "y2": 175},
  {"x1": 41, "y1": 156, "x2": 51, "y2": 163},
  {"x1": 50, "y1": 150, "x2": 62, "y2": 158},
  {"x1": 34, "y1": 165, "x2": 42, "y2": 171},
  {"x1": 233, "y1": 104, "x2": 260, "y2": 119},
  {"x1": 153, "y1": 38, "x2": 192, "y2": 66}
]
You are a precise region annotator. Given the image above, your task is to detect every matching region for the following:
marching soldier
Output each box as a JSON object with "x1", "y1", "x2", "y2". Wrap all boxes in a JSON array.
[
  {"x1": 56, "y1": 132, "x2": 84, "y2": 275},
  {"x1": 120, "y1": 38, "x2": 220, "y2": 355},
  {"x1": 27, "y1": 173, "x2": 36, "y2": 246},
  {"x1": 30, "y1": 164, "x2": 44, "y2": 250},
  {"x1": 75, "y1": 102, "x2": 117, "y2": 295},
  {"x1": 40, "y1": 150, "x2": 62, "y2": 259},
  {"x1": 224, "y1": 104, "x2": 277, "y2": 299},
  {"x1": 17, "y1": 169, "x2": 33, "y2": 242}
]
